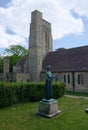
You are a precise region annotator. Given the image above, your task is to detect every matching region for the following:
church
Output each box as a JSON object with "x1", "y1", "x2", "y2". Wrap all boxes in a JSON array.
[{"x1": 0, "y1": 10, "x2": 88, "y2": 92}]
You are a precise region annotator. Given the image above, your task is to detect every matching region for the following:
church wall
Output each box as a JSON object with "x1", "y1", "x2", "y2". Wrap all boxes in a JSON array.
[
  {"x1": 42, "y1": 19, "x2": 52, "y2": 58},
  {"x1": 70, "y1": 72, "x2": 88, "y2": 92},
  {"x1": 40, "y1": 71, "x2": 88, "y2": 92},
  {"x1": 0, "y1": 73, "x2": 4, "y2": 81},
  {"x1": 15, "y1": 73, "x2": 30, "y2": 82},
  {"x1": 28, "y1": 11, "x2": 43, "y2": 81},
  {"x1": 13, "y1": 66, "x2": 21, "y2": 73},
  {"x1": 21, "y1": 57, "x2": 29, "y2": 73},
  {"x1": 3, "y1": 56, "x2": 9, "y2": 74},
  {"x1": 59, "y1": 72, "x2": 88, "y2": 92},
  {"x1": 28, "y1": 10, "x2": 52, "y2": 81}
]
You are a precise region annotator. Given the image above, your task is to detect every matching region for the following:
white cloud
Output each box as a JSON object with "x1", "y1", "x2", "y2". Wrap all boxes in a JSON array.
[
  {"x1": 0, "y1": 0, "x2": 88, "y2": 50},
  {"x1": 0, "y1": 24, "x2": 25, "y2": 48},
  {"x1": 60, "y1": 0, "x2": 88, "y2": 17}
]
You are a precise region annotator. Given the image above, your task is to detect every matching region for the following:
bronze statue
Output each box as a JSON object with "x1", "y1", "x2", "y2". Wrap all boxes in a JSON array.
[{"x1": 45, "y1": 65, "x2": 53, "y2": 100}]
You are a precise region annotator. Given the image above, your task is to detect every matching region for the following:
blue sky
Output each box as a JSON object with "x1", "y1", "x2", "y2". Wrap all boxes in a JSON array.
[{"x1": 0, "y1": 0, "x2": 88, "y2": 55}]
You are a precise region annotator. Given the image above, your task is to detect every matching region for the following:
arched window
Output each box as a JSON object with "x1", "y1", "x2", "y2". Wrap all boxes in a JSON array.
[
  {"x1": 77, "y1": 74, "x2": 81, "y2": 85},
  {"x1": 67, "y1": 74, "x2": 70, "y2": 84},
  {"x1": 64, "y1": 75, "x2": 66, "y2": 83},
  {"x1": 45, "y1": 31, "x2": 49, "y2": 49},
  {"x1": 64, "y1": 74, "x2": 71, "y2": 84}
]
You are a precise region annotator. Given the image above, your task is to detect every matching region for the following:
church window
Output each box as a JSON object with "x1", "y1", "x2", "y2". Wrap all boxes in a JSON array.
[
  {"x1": 45, "y1": 31, "x2": 49, "y2": 49},
  {"x1": 64, "y1": 75, "x2": 66, "y2": 83},
  {"x1": 39, "y1": 59, "x2": 40, "y2": 65},
  {"x1": 77, "y1": 74, "x2": 81, "y2": 85},
  {"x1": 64, "y1": 74, "x2": 71, "y2": 84},
  {"x1": 67, "y1": 74, "x2": 70, "y2": 84}
]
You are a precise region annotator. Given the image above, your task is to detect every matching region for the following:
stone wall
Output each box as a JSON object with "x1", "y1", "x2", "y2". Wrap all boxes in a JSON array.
[
  {"x1": 15, "y1": 73, "x2": 30, "y2": 82},
  {"x1": 0, "y1": 73, "x2": 4, "y2": 81},
  {"x1": 40, "y1": 71, "x2": 88, "y2": 92},
  {"x1": 28, "y1": 10, "x2": 52, "y2": 81},
  {"x1": 3, "y1": 57, "x2": 9, "y2": 74}
]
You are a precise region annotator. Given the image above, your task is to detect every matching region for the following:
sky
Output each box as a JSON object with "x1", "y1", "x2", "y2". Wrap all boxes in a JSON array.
[{"x1": 0, "y1": 0, "x2": 88, "y2": 55}]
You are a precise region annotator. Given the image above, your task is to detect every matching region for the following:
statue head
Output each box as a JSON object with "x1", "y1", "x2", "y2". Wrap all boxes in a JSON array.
[{"x1": 46, "y1": 65, "x2": 51, "y2": 71}]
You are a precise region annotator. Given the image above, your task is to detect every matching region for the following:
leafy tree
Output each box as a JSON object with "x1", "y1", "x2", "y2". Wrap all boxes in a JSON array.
[
  {"x1": 0, "y1": 56, "x2": 3, "y2": 73},
  {"x1": 2, "y1": 45, "x2": 28, "y2": 72},
  {"x1": 5, "y1": 45, "x2": 28, "y2": 56},
  {"x1": 9, "y1": 54, "x2": 21, "y2": 72}
]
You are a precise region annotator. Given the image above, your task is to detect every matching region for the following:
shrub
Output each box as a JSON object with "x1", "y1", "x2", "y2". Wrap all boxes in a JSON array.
[
  {"x1": 0, "y1": 81, "x2": 65, "y2": 108},
  {"x1": 52, "y1": 82, "x2": 66, "y2": 98}
]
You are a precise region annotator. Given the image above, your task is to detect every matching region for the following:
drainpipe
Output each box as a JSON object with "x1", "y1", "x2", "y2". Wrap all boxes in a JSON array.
[{"x1": 72, "y1": 71, "x2": 75, "y2": 92}]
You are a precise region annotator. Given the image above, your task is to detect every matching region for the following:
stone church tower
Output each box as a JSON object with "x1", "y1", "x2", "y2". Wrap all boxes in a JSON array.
[
  {"x1": 0, "y1": 10, "x2": 52, "y2": 82},
  {"x1": 28, "y1": 10, "x2": 52, "y2": 81}
]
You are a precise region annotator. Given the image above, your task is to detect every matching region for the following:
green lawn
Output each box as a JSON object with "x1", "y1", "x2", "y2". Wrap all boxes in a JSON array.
[
  {"x1": 0, "y1": 96, "x2": 88, "y2": 130},
  {"x1": 65, "y1": 91, "x2": 88, "y2": 97}
]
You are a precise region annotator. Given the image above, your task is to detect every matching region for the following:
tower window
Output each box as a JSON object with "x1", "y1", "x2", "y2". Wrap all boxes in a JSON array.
[{"x1": 45, "y1": 31, "x2": 49, "y2": 49}]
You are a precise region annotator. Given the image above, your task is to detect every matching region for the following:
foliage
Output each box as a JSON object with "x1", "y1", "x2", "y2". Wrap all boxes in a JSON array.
[
  {"x1": 0, "y1": 82, "x2": 65, "y2": 108},
  {"x1": 1, "y1": 45, "x2": 28, "y2": 72},
  {"x1": 0, "y1": 97, "x2": 88, "y2": 130},
  {"x1": 53, "y1": 82, "x2": 65, "y2": 98},
  {"x1": 0, "y1": 56, "x2": 3, "y2": 73},
  {"x1": 9, "y1": 54, "x2": 21, "y2": 72},
  {"x1": 5, "y1": 45, "x2": 28, "y2": 56}
]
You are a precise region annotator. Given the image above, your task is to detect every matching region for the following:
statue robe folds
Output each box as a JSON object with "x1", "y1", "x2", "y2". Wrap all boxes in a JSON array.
[{"x1": 45, "y1": 66, "x2": 53, "y2": 100}]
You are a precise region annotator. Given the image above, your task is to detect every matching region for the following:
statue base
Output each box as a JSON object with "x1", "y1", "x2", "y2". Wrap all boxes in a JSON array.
[
  {"x1": 85, "y1": 108, "x2": 88, "y2": 113},
  {"x1": 37, "y1": 99, "x2": 61, "y2": 118}
]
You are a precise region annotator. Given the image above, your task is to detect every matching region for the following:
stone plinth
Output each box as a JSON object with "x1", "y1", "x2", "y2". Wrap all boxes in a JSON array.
[
  {"x1": 37, "y1": 99, "x2": 61, "y2": 118},
  {"x1": 85, "y1": 109, "x2": 88, "y2": 113}
]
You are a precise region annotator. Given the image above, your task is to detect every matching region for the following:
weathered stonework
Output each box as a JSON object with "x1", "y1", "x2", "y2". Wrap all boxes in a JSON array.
[
  {"x1": 15, "y1": 73, "x2": 30, "y2": 82},
  {"x1": 28, "y1": 10, "x2": 52, "y2": 81},
  {"x1": 40, "y1": 71, "x2": 88, "y2": 92},
  {"x1": 0, "y1": 10, "x2": 52, "y2": 82},
  {"x1": 37, "y1": 99, "x2": 61, "y2": 118},
  {"x1": 3, "y1": 57, "x2": 9, "y2": 74},
  {"x1": 0, "y1": 10, "x2": 88, "y2": 92}
]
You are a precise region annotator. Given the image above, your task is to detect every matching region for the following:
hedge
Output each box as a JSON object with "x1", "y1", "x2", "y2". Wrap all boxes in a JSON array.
[{"x1": 0, "y1": 82, "x2": 65, "y2": 108}]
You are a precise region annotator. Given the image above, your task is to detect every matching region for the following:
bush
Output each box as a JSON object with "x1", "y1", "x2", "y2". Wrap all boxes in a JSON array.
[
  {"x1": 0, "y1": 82, "x2": 65, "y2": 108},
  {"x1": 52, "y1": 82, "x2": 66, "y2": 98}
]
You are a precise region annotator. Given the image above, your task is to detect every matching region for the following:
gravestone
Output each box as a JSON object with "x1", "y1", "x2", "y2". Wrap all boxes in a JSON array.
[{"x1": 37, "y1": 65, "x2": 61, "y2": 118}]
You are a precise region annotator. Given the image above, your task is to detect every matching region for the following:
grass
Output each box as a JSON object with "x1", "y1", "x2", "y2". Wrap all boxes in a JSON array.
[
  {"x1": 0, "y1": 96, "x2": 88, "y2": 130},
  {"x1": 65, "y1": 91, "x2": 88, "y2": 97}
]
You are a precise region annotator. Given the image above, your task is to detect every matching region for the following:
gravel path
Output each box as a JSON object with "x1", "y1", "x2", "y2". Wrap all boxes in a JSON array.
[{"x1": 65, "y1": 95, "x2": 88, "y2": 100}]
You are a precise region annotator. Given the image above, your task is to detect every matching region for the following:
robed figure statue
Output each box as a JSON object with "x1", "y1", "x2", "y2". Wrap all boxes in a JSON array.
[
  {"x1": 45, "y1": 65, "x2": 53, "y2": 100},
  {"x1": 37, "y1": 65, "x2": 60, "y2": 117}
]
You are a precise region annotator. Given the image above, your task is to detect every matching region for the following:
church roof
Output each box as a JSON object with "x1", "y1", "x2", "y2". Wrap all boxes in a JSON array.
[
  {"x1": 16, "y1": 55, "x2": 27, "y2": 66},
  {"x1": 42, "y1": 46, "x2": 88, "y2": 72}
]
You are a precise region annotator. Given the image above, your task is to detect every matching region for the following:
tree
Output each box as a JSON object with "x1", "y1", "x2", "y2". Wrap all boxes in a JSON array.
[
  {"x1": 0, "y1": 56, "x2": 3, "y2": 73},
  {"x1": 3, "y1": 45, "x2": 28, "y2": 72},
  {"x1": 9, "y1": 54, "x2": 21, "y2": 72},
  {"x1": 5, "y1": 45, "x2": 28, "y2": 56}
]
